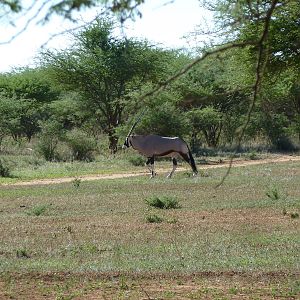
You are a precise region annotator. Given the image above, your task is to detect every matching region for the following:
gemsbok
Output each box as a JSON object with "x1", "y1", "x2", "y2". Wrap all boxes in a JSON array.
[{"x1": 123, "y1": 128, "x2": 198, "y2": 178}]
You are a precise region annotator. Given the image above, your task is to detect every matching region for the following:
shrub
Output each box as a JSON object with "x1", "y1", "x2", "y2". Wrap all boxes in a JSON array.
[
  {"x1": 273, "y1": 136, "x2": 296, "y2": 152},
  {"x1": 36, "y1": 120, "x2": 64, "y2": 161},
  {"x1": 0, "y1": 158, "x2": 10, "y2": 177},
  {"x1": 248, "y1": 150, "x2": 258, "y2": 160},
  {"x1": 65, "y1": 129, "x2": 96, "y2": 161},
  {"x1": 128, "y1": 155, "x2": 144, "y2": 166},
  {"x1": 145, "y1": 195, "x2": 180, "y2": 209}
]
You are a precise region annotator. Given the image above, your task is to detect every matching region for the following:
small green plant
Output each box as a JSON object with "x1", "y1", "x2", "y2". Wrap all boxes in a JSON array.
[
  {"x1": 72, "y1": 177, "x2": 81, "y2": 188},
  {"x1": 266, "y1": 185, "x2": 280, "y2": 201},
  {"x1": 198, "y1": 170, "x2": 210, "y2": 177},
  {"x1": 229, "y1": 286, "x2": 239, "y2": 295},
  {"x1": 26, "y1": 204, "x2": 49, "y2": 216},
  {"x1": 66, "y1": 243, "x2": 99, "y2": 257},
  {"x1": 146, "y1": 214, "x2": 163, "y2": 223},
  {"x1": 166, "y1": 217, "x2": 178, "y2": 224},
  {"x1": 16, "y1": 248, "x2": 30, "y2": 259},
  {"x1": 145, "y1": 195, "x2": 180, "y2": 209},
  {"x1": 291, "y1": 212, "x2": 299, "y2": 219},
  {"x1": 119, "y1": 275, "x2": 129, "y2": 291}
]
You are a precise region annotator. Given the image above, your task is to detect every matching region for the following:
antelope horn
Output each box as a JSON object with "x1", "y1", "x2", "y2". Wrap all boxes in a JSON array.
[{"x1": 126, "y1": 108, "x2": 147, "y2": 136}]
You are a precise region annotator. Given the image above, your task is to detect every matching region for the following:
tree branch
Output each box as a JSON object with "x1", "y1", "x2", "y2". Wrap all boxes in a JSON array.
[
  {"x1": 216, "y1": 0, "x2": 279, "y2": 188},
  {"x1": 136, "y1": 40, "x2": 258, "y2": 105}
]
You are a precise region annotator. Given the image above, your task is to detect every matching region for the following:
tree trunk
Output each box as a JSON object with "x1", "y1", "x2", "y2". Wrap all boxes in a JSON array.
[{"x1": 108, "y1": 132, "x2": 118, "y2": 154}]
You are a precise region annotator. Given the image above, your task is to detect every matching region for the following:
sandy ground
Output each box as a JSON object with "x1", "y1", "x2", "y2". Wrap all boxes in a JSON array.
[{"x1": 1, "y1": 154, "x2": 299, "y2": 187}]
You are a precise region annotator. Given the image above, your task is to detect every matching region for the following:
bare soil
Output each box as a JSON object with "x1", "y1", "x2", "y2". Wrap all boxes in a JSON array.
[{"x1": 0, "y1": 271, "x2": 299, "y2": 299}]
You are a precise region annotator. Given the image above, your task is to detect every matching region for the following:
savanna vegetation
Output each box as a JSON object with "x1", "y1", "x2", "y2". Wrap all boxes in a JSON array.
[
  {"x1": 0, "y1": 161, "x2": 299, "y2": 298},
  {"x1": 0, "y1": 0, "x2": 300, "y2": 164},
  {"x1": 0, "y1": 0, "x2": 299, "y2": 298}
]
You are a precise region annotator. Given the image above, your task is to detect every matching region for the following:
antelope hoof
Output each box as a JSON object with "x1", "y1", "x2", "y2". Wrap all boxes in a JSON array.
[
  {"x1": 167, "y1": 173, "x2": 173, "y2": 178},
  {"x1": 150, "y1": 172, "x2": 157, "y2": 179}
]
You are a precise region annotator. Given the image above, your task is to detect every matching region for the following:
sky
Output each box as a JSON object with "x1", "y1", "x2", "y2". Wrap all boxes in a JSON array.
[{"x1": 0, "y1": 0, "x2": 213, "y2": 73}]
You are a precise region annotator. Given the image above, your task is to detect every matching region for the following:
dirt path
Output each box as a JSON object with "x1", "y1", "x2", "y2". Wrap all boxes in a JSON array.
[{"x1": 1, "y1": 154, "x2": 300, "y2": 187}]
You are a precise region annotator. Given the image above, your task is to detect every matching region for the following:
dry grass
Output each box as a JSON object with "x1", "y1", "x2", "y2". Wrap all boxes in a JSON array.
[{"x1": 0, "y1": 159, "x2": 299, "y2": 298}]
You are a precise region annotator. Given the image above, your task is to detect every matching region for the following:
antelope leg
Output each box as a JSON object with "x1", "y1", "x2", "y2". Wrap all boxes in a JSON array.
[
  {"x1": 149, "y1": 156, "x2": 156, "y2": 178},
  {"x1": 146, "y1": 157, "x2": 152, "y2": 173},
  {"x1": 167, "y1": 158, "x2": 177, "y2": 178}
]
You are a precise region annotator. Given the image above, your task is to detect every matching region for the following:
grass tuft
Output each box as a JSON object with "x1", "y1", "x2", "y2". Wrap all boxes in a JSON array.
[
  {"x1": 26, "y1": 204, "x2": 49, "y2": 216},
  {"x1": 266, "y1": 185, "x2": 281, "y2": 201},
  {"x1": 146, "y1": 214, "x2": 163, "y2": 223},
  {"x1": 290, "y1": 212, "x2": 299, "y2": 219},
  {"x1": 16, "y1": 248, "x2": 30, "y2": 259},
  {"x1": 72, "y1": 177, "x2": 81, "y2": 188},
  {"x1": 145, "y1": 195, "x2": 181, "y2": 209}
]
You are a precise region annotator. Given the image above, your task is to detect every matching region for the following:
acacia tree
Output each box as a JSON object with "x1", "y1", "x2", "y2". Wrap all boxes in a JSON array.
[
  {"x1": 42, "y1": 19, "x2": 174, "y2": 152},
  {"x1": 0, "y1": 69, "x2": 59, "y2": 140}
]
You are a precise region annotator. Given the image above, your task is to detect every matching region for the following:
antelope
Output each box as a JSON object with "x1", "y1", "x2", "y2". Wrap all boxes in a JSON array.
[{"x1": 122, "y1": 121, "x2": 198, "y2": 178}]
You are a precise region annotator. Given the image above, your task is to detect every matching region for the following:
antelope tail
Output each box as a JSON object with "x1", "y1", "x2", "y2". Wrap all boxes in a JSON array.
[{"x1": 188, "y1": 148, "x2": 198, "y2": 174}]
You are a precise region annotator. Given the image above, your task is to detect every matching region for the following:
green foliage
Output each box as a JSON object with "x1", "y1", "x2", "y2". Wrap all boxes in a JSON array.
[
  {"x1": 72, "y1": 177, "x2": 82, "y2": 189},
  {"x1": 146, "y1": 214, "x2": 163, "y2": 223},
  {"x1": 0, "y1": 96, "x2": 40, "y2": 141},
  {"x1": 128, "y1": 155, "x2": 144, "y2": 166},
  {"x1": 0, "y1": 69, "x2": 60, "y2": 141},
  {"x1": 65, "y1": 128, "x2": 96, "y2": 161},
  {"x1": 36, "y1": 119, "x2": 64, "y2": 161},
  {"x1": 41, "y1": 18, "x2": 175, "y2": 152},
  {"x1": 261, "y1": 113, "x2": 295, "y2": 151},
  {"x1": 48, "y1": 92, "x2": 87, "y2": 129},
  {"x1": 290, "y1": 212, "x2": 299, "y2": 219},
  {"x1": 0, "y1": 69, "x2": 59, "y2": 101},
  {"x1": 145, "y1": 195, "x2": 180, "y2": 209},
  {"x1": 26, "y1": 204, "x2": 49, "y2": 216},
  {"x1": 0, "y1": 158, "x2": 10, "y2": 177},
  {"x1": 16, "y1": 248, "x2": 30, "y2": 259},
  {"x1": 266, "y1": 185, "x2": 283, "y2": 201},
  {"x1": 248, "y1": 150, "x2": 258, "y2": 160},
  {"x1": 186, "y1": 107, "x2": 222, "y2": 148},
  {"x1": 136, "y1": 101, "x2": 187, "y2": 137}
]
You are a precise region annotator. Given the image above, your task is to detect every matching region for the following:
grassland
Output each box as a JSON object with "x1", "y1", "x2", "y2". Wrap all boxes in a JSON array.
[{"x1": 0, "y1": 158, "x2": 299, "y2": 299}]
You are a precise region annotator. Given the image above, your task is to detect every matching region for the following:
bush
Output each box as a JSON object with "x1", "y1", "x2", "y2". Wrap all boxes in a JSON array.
[
  {"x1": 65, "y1": 129, "x2": 96, "y2": 161},
  {"x1": 145, "y1": 195, "x2": 180, "y2": 209},
  {"x1": 36, "y1": 120, "x2": 64, "y2": 161},
  {"x1": 272, "y1": 136, "x2": 296, "y2": 152},
  {"x1": 0, "y1": 158, "x2": 10, "y2": 177},
  {"x1": 128, "y1": 155, "x2": 145, "y2": 166}
]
